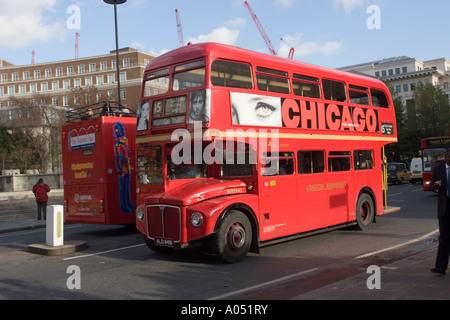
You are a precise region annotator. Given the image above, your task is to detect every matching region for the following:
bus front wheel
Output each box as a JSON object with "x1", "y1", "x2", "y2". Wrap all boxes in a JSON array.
[
  {"x1": 355, "y1": 193, "x2": 375, "y2": 230},
  {"x1": 212, "y1": 210, "x2": 252, "y2": 263}
]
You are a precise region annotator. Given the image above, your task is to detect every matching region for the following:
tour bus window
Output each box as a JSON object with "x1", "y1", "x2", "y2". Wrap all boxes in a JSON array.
[
  {"x1": 349, "y1": 85, "x2": 370, "y2": 106},
  {"x1": 211, "y1": 60, "x2": 253, "y2": 89},
  {"x1": 256, "y1": 67, "x2": 290, "y2": 94},
  {"x1": 354, "y1": 150, "x2": 374, "y2": 170},
  {"x1": 143, "y1": 69, "x2": 169, "y2": 97},
  {"x1": 298, "y1": 151, "x2": 325, "y2": 174},
  {"x1": 137, "y1": 144, "x2": 163, "y2": 184},
  {"x1": 293, "y1": 74, "x2": 321, "y2": 98},
  {"x1": 328, "y1": 151, "x2": 351, "y2": 172},
  {"x1": 261, "y1": 152, "x2": 295, "y2": 176},
  {"x1": 323, "y1": 79, "x2": 347, "y2": 102},
  {"x1": 371, "y1": 88, "x2": 389, "y2": 108},
  {"x1": 173, "y1": 60, "x2": 205, "y2": 91}
]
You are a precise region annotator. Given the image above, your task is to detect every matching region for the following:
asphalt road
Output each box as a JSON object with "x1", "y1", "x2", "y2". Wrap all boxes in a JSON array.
[{"x1": 0, "y1": 182, "x2": 439, "y2": 304}]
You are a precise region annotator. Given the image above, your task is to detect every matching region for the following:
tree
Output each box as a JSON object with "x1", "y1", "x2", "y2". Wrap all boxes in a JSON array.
[{"x1": 414, "y1": 82, "x2": 450, "y2": 138}]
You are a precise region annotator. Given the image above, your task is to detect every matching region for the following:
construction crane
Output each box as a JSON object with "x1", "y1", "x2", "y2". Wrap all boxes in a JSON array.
[
  {"x1": 175, "y1": 9, "x2": 185, "y2": 47},
  {"x1": 243, "y1": 1, "x2": 295, "y2": 59},
  {"x1": 75, "y1": 32, "x2": 79, "y2": 59},
  {"x1": 31, "y1": 51, "x2": 35, "y2": 64}
]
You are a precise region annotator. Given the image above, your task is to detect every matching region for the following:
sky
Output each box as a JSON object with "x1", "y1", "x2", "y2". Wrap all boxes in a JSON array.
[{"x1": 0, "y1": 0, "x2": 449, "y2": 69}]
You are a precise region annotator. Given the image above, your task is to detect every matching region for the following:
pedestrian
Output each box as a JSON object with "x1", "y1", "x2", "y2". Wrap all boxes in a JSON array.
[
  {"x1": 430, "y1": 150, "x2": 450, "y2": 275},
  {"x1": 32, "y1": 178, "x2": 51, "y2": 220}
]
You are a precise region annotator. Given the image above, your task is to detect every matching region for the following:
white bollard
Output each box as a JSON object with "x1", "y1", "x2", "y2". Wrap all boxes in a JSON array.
[{"x1": 46, "y1": 205, "x2": 64, "y2": 247}]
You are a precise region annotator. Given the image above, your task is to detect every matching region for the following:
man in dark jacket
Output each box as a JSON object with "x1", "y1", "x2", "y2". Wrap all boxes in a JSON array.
[
  {"x1": 430, "y1": 150, "x2": 450, "y2": 275},
  {"x1": 32, "y1": 179, "x2": 51, "y2": 220}
]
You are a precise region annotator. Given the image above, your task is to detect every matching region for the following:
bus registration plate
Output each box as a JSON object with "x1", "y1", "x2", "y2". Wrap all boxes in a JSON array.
[{"x1": 155, "y1": 238, "x2": 174, "y2": 247}]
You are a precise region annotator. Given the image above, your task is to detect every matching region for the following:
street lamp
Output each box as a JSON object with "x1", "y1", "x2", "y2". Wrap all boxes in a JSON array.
[{"x1": 103, "y1": 0, "x2": 127, "y2": 105}]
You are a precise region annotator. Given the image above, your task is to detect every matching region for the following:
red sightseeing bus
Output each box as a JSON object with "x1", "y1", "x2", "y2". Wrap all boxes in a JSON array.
[
  {"x1": 135, "y1": 43, "x2": 399, "y2": 263},
  {"x1": 62, "y1": 101, "x2": 137, "y2": 225},
  {"x1": 421, "y1": 136, "x2": 450, "y2": 191}
]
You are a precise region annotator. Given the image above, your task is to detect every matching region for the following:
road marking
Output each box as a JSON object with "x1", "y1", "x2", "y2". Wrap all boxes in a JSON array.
[
  {"x1": 208, "y1": 267, "x2": 319, "y2": 300},
  {"x1": 62, "y1": 243, "x2": 145, "y2": 261},
  {"x1": 355, "y1": 229, "x2": 439, "y2": 259}
]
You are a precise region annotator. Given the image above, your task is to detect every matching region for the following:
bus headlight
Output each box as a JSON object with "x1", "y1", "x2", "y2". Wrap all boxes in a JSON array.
[
  {"x1": 191, "y1": 212, "x2": 203, "y2": 227},
  {"x1": 136, "y1": 208, "x2": 145, "y2": 221}
]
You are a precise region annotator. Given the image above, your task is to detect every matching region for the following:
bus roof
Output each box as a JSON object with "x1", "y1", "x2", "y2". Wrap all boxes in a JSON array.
[{"x1": 145, "y1": 42, "x2": 386, "y2": 89}]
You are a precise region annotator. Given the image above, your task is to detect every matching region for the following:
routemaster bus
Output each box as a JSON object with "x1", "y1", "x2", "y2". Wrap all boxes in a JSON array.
[
  {"x1": 134, "y1": 42, "x2": 399, "y2": 263},
  {"x1": 421, "y1": 136, "x2": 450, "y2": 191},
  {"x1": 62, "y1": 101, "x2": 137, "y2": 225}
]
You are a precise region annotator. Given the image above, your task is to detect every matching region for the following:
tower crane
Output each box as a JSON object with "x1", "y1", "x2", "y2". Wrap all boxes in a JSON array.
[
  {"x1": 75, "y1": 32, "x2": 79, "y2": 59},
  {"x1": 243, "y1": 1, "x2": 295, "y2": 59},
  {"x1": 175, "y1": 9, "x2": 185, "y2": 47}
]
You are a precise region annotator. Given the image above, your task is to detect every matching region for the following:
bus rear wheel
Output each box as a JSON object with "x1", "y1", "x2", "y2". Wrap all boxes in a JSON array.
[
  {"x1": 355, "y1": 193, "x2": 375, "y2": 230},
  {"x1": 212, "y1": 210, "x2": 252, "y2": 263}
]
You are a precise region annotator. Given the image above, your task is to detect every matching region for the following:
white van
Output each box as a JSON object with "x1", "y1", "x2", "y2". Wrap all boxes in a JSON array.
[{"x1": 410, "y1": 157, "x2": 423, "y2": 184}]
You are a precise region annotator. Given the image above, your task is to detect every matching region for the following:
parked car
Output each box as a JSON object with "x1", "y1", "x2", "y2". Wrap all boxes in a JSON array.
[
  {"x1": 410, "y1": 157, "x2": 423, "y2": 184},
  {"x1": 387, "y1": 162, "x2": 410, "y2": 184}
]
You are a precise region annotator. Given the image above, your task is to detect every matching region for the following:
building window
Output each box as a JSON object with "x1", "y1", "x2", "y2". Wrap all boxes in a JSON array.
[
  {"x1": 19, "y1": 85, "x2": 26, "y2": 94},
  {"x1": 45, "y1": 69, "x2": 52, "y2": 78},
  {"x1": 108, "y1": 74, "x2": 115, "y2": 84},
  {"x1": 85, "y1": 77, "x2": 92, "y2": 87},
  {"x1": 23, "y1": 71, "x2": 30, "y2": 80},
  {"x1": 96, "y1": 76, "x2": 103, "y2": 85},
  {"x1": 30, "y1": 84, "x2": 37, "y2": 93},
  {"x1": 89, "y1": 63, "x2": 96, "y2": 72},
  {"x1": 41, "y1": 82, "x2": 48, "y2": 92},
  {"x1": 34, "y1": 70, "x2": 41, "y2": 79},
  {"x1": 8, "y1": 85, "x2": 15, "y2": 95},
  {"x1": 63, "y1": 80, "x2": 70, "y2": 89},
  {"x1": 123, "y1": 58, "x2": 130, "y2": 67},
  {"x1": 403, "y1": 84, "x2": 409, "y2": 92},
  {"x1": 1, "y1": 74, "x2": 7, "y2": 83},
  {"x1": 74, "y1": 78, "x2": 81, "y2": 88},
  {"x1": 78, "y1": 65, "x2": 85, "y2": 74},
  {"x1": 56, "y1": 68, "x2": 63, "y2": 77},
  {"x1": 12, "y1": 73, "x2": 19, "y2": 81},
  {"x1": 67, "y1": 66, "x2": 74, "y2": 75},
  {"x1": 396, "y1": 85, "x2": 402, "y2": 93},
  {"x1": 120, "y1": 89, "x2": 126, "y2": 100},
  {"x1": 100, "y1": 61, "x2": 107, "y2": 71},
  {"x1": 402, "y1": 67, "x2": 408, "y2": 73},
  {"x1": 52, "y1": 81, "x2": 59, "y2": 91},
  {"x1": 395, "y1": 68, "x2": 401, "y2": 75},
  {"x1": 63, "y1": 96, "x2": 70, "y2": 106},
  {"x1": 52, "y1": 97, "x2": 59, "y2": 106}
]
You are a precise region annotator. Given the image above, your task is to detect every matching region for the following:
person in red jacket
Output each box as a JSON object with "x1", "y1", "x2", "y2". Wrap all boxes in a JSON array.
[{"x1": 32, "y1": 179, "x2": 51, "y2": 220}]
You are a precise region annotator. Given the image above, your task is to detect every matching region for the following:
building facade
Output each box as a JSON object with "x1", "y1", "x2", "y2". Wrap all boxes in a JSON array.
[
  {"x1": 340, "y1": 56, "x2": 450, "y2": 104},
  {"x1": 0, "y1": 47, "x2": 158, "y2": 110}
]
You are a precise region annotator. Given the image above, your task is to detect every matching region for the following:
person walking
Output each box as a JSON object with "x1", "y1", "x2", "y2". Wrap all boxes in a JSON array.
[
  {"x1": 430, "y1": 150, "x2": 450, "y2": 275},
  {"x1": 32, "y1": 179, "x2": 51, "y2": 220}
]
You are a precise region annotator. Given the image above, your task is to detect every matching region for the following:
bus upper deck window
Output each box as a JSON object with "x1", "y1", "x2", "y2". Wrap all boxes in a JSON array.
[
  {"x1": 349, "y1": 84, "x2": 370, "y2": 106},
  {"x1": 293, "y1": 74, "x2": 321, "y2": 98},
  {"x1": 211, "y1": 60, "x2": 253, "y2": 89},
  {"x1": 143, "y1": 69, "x2": 169, "y2": 97},
  {"x1": 256, "y1": 67, "x2": 290, "y2": 94},
  {"x1": 173, "y1": 60, "x2": 205, "y2": 91},
  {"x1": 323, "y1": 79, "x2": 347, "y2": 102},
  {"x1": 371, "y1": 89, "x2": 389, "y2": 108}
]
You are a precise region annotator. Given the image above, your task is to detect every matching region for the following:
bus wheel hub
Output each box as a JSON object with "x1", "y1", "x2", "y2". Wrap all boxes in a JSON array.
[{"x1": 228, "y1": 223, "x2": 246, "y2": 250}]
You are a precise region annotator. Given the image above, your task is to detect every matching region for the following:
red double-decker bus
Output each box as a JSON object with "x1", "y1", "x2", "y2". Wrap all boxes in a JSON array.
[
  {"x1": 62, "y1": 101, "x2": 137, "y2": 225},
  {"x1": 135, "y1": 43, "x2": 399, "y2": 263},
  {"x1": 421, "y1": 136, "x2": 450, "y2": 191}
]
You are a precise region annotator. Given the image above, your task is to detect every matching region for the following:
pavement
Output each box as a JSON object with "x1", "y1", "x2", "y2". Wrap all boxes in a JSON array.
[{"x1": 1, "y1": 190, "x2": 449, "y2": 300}]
